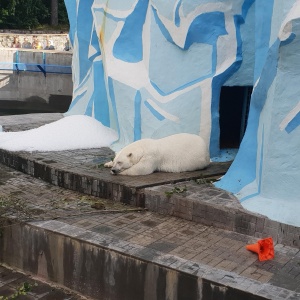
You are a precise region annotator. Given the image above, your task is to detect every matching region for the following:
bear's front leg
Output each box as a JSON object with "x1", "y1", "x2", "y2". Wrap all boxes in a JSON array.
[
  {"x1": 104, "y1": 161, "x2": 114, "y2": 168},
  {"x1": 119, "y1": 161, "x2": 155, "y2": 176}
]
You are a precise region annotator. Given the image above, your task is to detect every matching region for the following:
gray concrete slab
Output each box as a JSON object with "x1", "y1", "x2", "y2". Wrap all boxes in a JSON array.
[{"x1": 0, "y1": 113, "x2": 63, "y2": 131}]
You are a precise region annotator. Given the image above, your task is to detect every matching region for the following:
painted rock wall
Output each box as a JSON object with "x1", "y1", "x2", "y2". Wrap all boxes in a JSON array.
[
  {"x1": 64, "y1": 0, "x2": 300, "y2": 225},
  {"x1": 64, "y1": 0, "x2": 254, "y2": 156},
  {"x1": 216, "y1": 0, "x2": 300, "y2": 226}
]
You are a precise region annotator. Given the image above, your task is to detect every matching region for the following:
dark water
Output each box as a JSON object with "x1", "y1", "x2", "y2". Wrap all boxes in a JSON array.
[{"x1": 0, "y1": 96, "x2": 72, "y2": 116}]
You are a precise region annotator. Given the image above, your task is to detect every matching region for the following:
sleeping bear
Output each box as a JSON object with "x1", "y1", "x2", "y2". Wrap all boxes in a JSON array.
[{"x1": 104, "y1": 133, "x2": 210, "y2": 176}]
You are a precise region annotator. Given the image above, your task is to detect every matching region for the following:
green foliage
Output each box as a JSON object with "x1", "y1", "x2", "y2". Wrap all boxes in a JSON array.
[
  {"x1": 0, "y1": 0, "x2": 68, "y2": 29},
  {"x1": 165, "y1": 185, "x2": 187, "y2": 197},
  {"x1": 58, "y1": 0, "x2": 69, "y2": 24},
  {"x1": 194, "y1": 176, "x2": 218, "y2": 185},
  {"x1": 0, "y1": 282, "x2": 36, "y2": 300}
]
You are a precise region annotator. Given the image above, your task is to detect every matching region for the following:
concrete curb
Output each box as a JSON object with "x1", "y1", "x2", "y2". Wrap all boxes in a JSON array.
[{"x1": 1, "y1": 219, "x2": 297, "y2": 300}]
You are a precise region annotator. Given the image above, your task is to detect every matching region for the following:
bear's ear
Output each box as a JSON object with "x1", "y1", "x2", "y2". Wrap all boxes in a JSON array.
[{"x1": 127, "y1": 153, "x2": 132, "y2": 158}]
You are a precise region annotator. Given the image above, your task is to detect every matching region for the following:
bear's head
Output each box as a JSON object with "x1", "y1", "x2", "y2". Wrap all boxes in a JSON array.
[{"x1": 111, "y1": 146, "x2": 144, "y2": 175}]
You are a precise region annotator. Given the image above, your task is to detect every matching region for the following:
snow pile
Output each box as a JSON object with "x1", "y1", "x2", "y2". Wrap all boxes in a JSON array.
[{"x1": 0, "y1": 115, "x2": 118, "y2": 152}]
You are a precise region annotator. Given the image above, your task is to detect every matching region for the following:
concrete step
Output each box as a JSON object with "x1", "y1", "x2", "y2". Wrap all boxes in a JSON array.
[
  {"x1": 1, "y1": 113, "x2": 300, "y2": 299},
  {"x1": 0, "y1": 146, "x2": 299, "y2": 250},
  {"x1": 0, "y1": 164, "x2": 300, "y2": 300},
  {"x1": 0, "y1": 147, "x2": 231, "y2": 207},
  {"x1": 144, "y1": 182, "x2": 300, "y2": 248}
]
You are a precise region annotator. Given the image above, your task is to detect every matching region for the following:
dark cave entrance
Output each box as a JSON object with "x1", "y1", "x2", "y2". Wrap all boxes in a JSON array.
[{"x1": 219, "y1": 86, "x2": 252, "y2": 149}]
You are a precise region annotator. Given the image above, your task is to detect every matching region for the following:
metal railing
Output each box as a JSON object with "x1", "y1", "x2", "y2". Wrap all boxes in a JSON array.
[{"x1": 0, "y1": 51, "x2": 72, "y2": 77}]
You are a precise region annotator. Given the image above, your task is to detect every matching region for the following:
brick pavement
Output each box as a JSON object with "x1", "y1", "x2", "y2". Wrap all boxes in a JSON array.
[
  {"x1": 0, "y1": 113, "x2": 300, "y2": 299},
  {"x1": 1, "y1": 144, "x2": 297, "y2": 248},
  {"x1": 0, "y1": 163, "x2": 300, "y2": 299}
]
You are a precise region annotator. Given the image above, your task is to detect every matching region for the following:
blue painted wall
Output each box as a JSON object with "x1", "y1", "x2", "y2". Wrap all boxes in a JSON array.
[
  {"x1": 216, "y1": 1, "x2": 300, "y2": 226},
  {"x1": 64, "y1": 0, "x2": 300, "y2": 226},
  {"x1": 64, "y1": 0, "x2": 253, "y2": 155}
]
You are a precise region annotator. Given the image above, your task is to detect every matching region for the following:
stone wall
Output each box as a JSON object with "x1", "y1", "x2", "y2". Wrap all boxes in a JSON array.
[{"x1": 0, "y1": 33, "x2": 71, "y2": 52}]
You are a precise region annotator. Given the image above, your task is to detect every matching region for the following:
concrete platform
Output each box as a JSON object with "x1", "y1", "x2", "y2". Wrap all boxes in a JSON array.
[
  {"x1": 0, "y1": 113, "x2": 63, "y2": 131},
  {"x1": 0, "y1": 113, "x2": 300, "y2": 300}
]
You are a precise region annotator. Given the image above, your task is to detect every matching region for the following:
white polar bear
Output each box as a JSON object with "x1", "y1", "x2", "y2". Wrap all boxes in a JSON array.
[{"x1": 104, "y1": 133, "x2": 210, "y2": 175}]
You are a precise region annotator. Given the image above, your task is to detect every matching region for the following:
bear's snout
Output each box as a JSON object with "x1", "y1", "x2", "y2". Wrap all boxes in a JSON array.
[{"x1": 111, "y1": 168, "x2": 119, "y2": 175}]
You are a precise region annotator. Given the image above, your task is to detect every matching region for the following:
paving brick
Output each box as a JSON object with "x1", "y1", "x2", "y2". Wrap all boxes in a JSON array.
[{"x1": 1, "y1": 113, "x2": 300, "y2": 299}]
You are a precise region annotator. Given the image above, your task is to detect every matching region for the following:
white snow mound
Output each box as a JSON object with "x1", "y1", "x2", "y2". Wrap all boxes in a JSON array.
[{"x1": 0, "y1": 115, "x2": 118, "y2": 152}]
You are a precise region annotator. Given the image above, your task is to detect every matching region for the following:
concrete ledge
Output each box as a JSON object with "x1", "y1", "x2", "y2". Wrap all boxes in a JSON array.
[
  {"x1": 145, "y1": 182, "x2": 300, "y2": 249},
  {"x1": 0, "y1": 113, "x2": 63, "y2": 131},
  {"x1": 0, "y1": 148, "x2": 231, "y2": 208},
  {"x1": 1, "y1": 219, "x2": 296, "y2": 300},
  {"x1": 1, "y1": 159, "x2": 300, "y2": 299},
  {"x1": 0, "y1": 146, "x2": 299, "y2": 249}
]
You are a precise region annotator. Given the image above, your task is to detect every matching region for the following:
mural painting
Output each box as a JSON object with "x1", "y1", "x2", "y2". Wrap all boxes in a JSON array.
[{"x1": 64, "y1": 0, "x2": 300, "y2": 226}]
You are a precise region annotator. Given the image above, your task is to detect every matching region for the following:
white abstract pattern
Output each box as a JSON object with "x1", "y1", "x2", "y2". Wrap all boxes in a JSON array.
[
  {"x1": 65, "y1": 0, "x2": 252, "y2": 154},
  {"x1": 216, "y1": 0, "x2": 300, "y2": 226},
  {"x1": 64, "y1": 0, "x2": 300, "y2": 225}
]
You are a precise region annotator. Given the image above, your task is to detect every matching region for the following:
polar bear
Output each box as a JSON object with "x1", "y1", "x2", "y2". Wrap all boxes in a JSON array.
[{"x1": 104, "y1": 133, "x2": 210, "y2": 175}]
